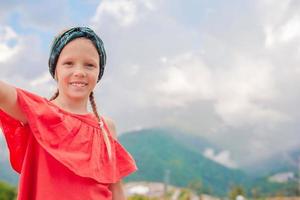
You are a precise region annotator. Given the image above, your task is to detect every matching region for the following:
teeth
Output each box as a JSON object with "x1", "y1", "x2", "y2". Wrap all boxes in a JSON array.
[{"x1": 70, "y1": 82, "x2": 87, "y2": 87}]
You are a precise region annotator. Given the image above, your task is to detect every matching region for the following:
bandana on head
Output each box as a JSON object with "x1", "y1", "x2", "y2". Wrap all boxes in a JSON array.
[{"x1": 48, "y1": 27, "x2": 107, "y2": 82}]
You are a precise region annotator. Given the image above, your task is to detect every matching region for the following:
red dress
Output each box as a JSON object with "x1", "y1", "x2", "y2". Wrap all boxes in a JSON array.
[{"x1": 0, "y1": 88, "x2": 137, "y2": 200}]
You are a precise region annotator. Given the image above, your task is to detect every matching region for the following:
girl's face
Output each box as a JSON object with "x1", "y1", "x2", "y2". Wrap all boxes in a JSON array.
[{"x1": 55, "y1": 38, "x2": 100, "y2": 101}]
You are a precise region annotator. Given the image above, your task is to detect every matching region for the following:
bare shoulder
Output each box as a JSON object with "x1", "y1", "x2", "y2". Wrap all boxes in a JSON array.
[
  {"x1": 0, "y1": 81, "x2": 27, "y2": 123},
  {"x1": 102, "y1": 116, "x2": 118, "y2": 139}
]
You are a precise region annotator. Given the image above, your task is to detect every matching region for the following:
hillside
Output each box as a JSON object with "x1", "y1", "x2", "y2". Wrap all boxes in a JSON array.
[
  {"x1": 119, "y1": 127, "x2": 250, "y2": 196},
  {"x1": 244, "y1": 148, "x2": 300, "y2": 177},
  {"x1": 0, "y1": 160, "x2": 18, "y2": 185}
]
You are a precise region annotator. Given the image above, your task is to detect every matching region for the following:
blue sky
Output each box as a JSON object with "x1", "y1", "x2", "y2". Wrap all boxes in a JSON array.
[{"x1": 0, "y1": 0, "x2": 300, "y2": 169}]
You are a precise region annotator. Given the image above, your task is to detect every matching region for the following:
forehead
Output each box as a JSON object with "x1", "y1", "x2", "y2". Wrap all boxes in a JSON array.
[{"x1": 59, "y1": 37, "x2": 99, "y2": 58}]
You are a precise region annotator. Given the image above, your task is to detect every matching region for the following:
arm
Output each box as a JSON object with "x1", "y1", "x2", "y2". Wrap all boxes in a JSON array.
[
  {"x1": 104, "y1": 116, "x2": 127, "y2": 200},
  {"x1": 0, "y1": 81, "x2": 27, "y2": 123},
  {"x1": 109, "y1": 180, "x2": 126, "y2": 200}
]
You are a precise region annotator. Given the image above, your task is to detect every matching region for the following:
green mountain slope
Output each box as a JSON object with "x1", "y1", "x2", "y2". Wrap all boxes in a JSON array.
[{"x1": 119, "y1": 127, "x2": 250, "y2": 196}]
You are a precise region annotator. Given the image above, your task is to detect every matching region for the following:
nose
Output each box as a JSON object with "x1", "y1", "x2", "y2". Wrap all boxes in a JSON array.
[{"x1": 73, "y1": 66, "x2": 86, "y2": 78}]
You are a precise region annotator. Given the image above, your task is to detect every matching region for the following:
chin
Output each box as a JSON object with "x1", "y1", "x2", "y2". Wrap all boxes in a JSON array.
[{"x1": 67, "y1": 92, "x2": 90, "y2": 100}]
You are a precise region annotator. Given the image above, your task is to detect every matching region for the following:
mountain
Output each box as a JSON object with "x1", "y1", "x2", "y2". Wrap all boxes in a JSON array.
[
  {"x1": 0, "y1": 138, "x2": 19, "y2": 185},
  {"x1": 244, "y1": 148, "x2": 300, "y2": 177},
  {"x1": 0, "y1": 160, "x2": 18, "y2": 185},
  {"x1": 242, "y1": 148, "x2": 300, "y2": 196},
  {"x1": 119, "y1": 127, "x2": 250, "y2": 196},
  {"x1": 163, "y1": 127, "x2": 221, "y2": 154},
  {"x1": 1, "y1": 126, "x2": 298, "y2": 196},
  {"x1": 246, "y1": 175, "x2": 299, "y2": 197}
]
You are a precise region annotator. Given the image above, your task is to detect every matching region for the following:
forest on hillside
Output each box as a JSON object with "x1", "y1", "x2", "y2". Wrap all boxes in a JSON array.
[{"x1": 0, "y1": 181, "x2": 17, "y2": 200}]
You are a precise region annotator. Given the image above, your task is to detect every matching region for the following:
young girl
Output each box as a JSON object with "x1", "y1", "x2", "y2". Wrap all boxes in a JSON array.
[{"x1": 0, "y1": 27, "x2": 137, "y2": 200}]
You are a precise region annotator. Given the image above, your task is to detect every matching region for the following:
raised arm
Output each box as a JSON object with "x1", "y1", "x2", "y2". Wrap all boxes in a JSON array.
[{"x1": 0, "y1": 81, "x2": 27, "y2": 124}]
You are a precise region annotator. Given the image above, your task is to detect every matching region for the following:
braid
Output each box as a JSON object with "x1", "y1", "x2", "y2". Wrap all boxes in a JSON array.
[
  {"x1": 89, "y1": 91, "x2": 112, "y2": 160},
  {"x1": 49, "y1": 89, "x2": 59, "y2": 101},
  {"x1": 89, "y1": 91, "x2": 101, "y2": 120}
]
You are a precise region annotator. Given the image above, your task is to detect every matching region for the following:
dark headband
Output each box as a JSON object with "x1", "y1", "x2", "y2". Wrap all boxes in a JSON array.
[{"x1": 48, "y1": 27, "x2": 107, "y2": 82}]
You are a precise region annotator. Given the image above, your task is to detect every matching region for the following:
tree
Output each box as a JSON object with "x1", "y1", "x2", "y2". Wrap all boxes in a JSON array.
[
  {"x1": 228, "y1": 185, "x2": 245, "y2": 200},
  {"x1": 127, "y1": 195, "x2": 159, "y2": 200},
  {"x1": 178, "y1": 189, "x2": 191, "y2": 200},
  {"x1": 0, "y1": 181, "x2": 17, "y2": 200},
  {"x1": 188, "y1": 179, "x2": 202, "y2": 195}
]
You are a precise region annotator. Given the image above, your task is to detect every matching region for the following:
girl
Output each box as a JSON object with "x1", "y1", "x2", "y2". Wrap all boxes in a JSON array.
[{"x1": 0, "y1": 27, "x2": 137, "y2": 200}]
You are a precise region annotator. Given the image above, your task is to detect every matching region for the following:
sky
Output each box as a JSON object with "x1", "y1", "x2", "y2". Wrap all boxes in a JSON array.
[{"x1": 0, "y1": 0, "x2": 299, "y2": 169}]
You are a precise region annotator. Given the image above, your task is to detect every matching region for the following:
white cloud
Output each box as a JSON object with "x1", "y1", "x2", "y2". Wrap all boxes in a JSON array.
[
  {"x1": 257, "y1": 0, "x2": 291, "y2": 25},
  {"x1": 127, "y1": 65, "x2": 140, "y2": 76},
  {"x1": 93, "y1": 0, "x2": 137, "y2": 27},
  {"x1": 265, "y1": 15, "x2": 300, "y2": 47},
  {"x1": 256, "y1": 0, "x2": 300, "y2": 48},
  {"x1": 203, "y1": 148, "x2": 238, "y2": 168},
  {"x1": 279, "y1": 15, "x2": 300, "y2": 42},
  {"x1": 154, "y1": 51, "x2": 288, "y2": 128},
  {"x1": 140, "y1": 0, "x2": 156, "y2": 10},
  {"x1": 0, "y1": 26, "x2": 21, "y2": 63},
  {"x1": 91, "y1": 0, "x2": 158, "y2": 27},
  {"x1": 155, "y1": 52, "x2": 214, "y2": 108},
  {"x1": 0, "y1": 26, "x2": 17, "y2": 41},
  {"x1": 29, "y1": 72, "x2": 52, "y2": 87},
  {"x1": 214, "y1": 56, "x2": 289, "y2": 127}
]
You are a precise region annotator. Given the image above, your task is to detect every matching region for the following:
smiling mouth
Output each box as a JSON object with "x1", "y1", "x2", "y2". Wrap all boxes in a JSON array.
[{"x1": 69, "y1": 82, "x2": 88, "y2": 87}]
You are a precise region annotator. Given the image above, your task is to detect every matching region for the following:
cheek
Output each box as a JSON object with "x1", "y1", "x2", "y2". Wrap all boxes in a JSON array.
[
  {"x1": 56, "y1": 72, "x2": 70, "y2": 87},
  {"x1": 56, "y1": 67, "x2": 69, "y2": 79},
  {"x1": 88, "y1": 71, "x2": 99, "y2": 82},
  {"x1": 89, "y1": 79, "x2": 97, "y2": 89}
]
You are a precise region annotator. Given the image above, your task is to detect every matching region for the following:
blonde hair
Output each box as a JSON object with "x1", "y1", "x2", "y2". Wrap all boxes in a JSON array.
[{"x1": 49, "y1": 89, "x2": 112, "y2": 160}]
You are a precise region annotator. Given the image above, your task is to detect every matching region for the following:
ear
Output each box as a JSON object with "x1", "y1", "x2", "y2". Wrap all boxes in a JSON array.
[{"x1": 54, "y1": 70, "x2": 58, "y2": 81}]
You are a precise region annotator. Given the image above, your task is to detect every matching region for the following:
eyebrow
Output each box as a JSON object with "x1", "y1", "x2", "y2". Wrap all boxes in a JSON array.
[{"x1": 60, "y1": 56, "x2": 98, "y2": 63}]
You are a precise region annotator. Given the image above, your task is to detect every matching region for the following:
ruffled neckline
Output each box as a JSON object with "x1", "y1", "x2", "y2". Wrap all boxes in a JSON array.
[
  {"x1": 44, "y1": 98, "x2": 100, "y2": 129},
  {"x1": 45, "y1": 98, "x2": 94, "y2": 116}
]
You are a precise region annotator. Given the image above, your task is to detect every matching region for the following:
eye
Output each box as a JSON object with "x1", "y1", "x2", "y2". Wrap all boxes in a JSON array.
[
  {"x1": 63, "y1": 61, "x2": 73, "y2": 66},
  {"x1": 86, "y1": 63, "x2": 96, "y2": 68}
]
